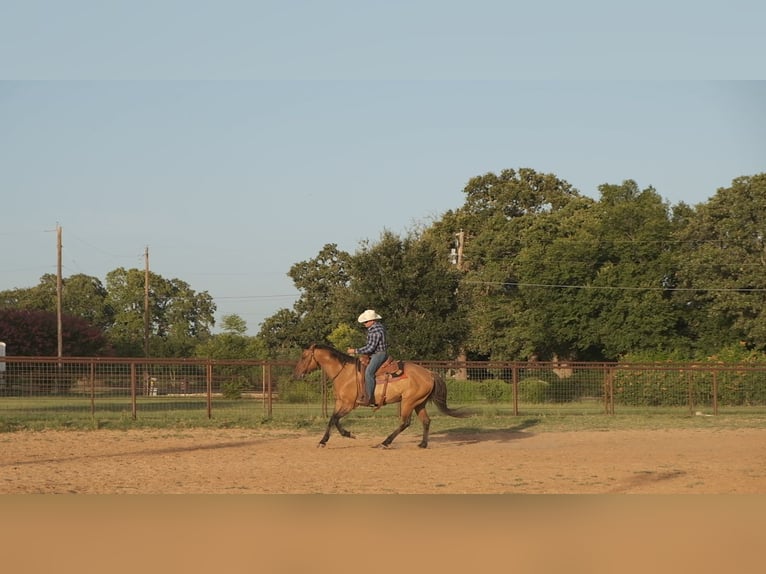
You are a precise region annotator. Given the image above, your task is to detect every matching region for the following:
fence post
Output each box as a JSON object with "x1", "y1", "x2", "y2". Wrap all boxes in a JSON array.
[
  {"x1": 712, "y1": 370, "x2": 719, "y2": 415},
  {"x1": 130, "y1": 362, "x2": 137, "y2": 420},
  {"x1": 89, "y1": 360, "x2": 95, "y2": 417},
  {"x1": 686, "y1": 370, "x2": 693, "y2": 416},
  {"x1": 206, "y1": 361, "x2": 213, "y2": 419},
  {"x1": 264, "y1": 364, "x2": 273, "y2": 418},
  {"x1": 604, "y1": 367, "x2": 615, "y2": 415},
  {"x1": 512, "y1": 364, "x2": 519, "y2": 416}
]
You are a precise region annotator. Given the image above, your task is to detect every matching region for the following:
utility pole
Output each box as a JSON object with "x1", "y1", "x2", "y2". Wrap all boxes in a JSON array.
[
  {"x1": 56, "y1": 224, "x2": 63, "y2": 358},
  {"x1": 455, "y1": 229, "x2": 465, "y2": 271},
  {"x1": 454, "y1": 229, "x2": 467, "y2": 379},
  {"x1": 143, "y1": 246, "x2": 150, "y2": 359}
]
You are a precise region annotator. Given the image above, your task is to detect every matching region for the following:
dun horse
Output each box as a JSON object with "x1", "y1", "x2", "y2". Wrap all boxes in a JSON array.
[{"x1": 293, "y1": 343, "x2": 468, "y2": 448}]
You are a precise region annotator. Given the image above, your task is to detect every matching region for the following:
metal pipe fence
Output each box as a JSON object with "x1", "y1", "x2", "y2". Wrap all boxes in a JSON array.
[{"x1": 1, "y1": 356, "x2": 765, "y2": 424}]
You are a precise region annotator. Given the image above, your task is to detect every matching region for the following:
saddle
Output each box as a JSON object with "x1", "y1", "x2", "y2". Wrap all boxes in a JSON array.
[
  {"x1": 355, "y1": 354, "x2": 407, "y2": 409},
  {"x1": 357, "y1": 354, "x2": 406, "y2": 381}
]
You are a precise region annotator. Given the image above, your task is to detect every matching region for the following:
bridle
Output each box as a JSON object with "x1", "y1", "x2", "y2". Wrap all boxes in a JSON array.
[{"x1": 309, "y1": 346, "x2": 348, "y2": 384}]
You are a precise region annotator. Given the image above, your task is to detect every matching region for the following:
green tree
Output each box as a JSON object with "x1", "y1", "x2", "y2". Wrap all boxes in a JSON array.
[
  {"x1": 327, "y1": 322, "x2": 358, "y2": 351},
  {"x1": 254, "y1": 168, "x2": 764, "y2": 363},
  {"x1": 580, "y1": 181, "x2": 685, "y2": 359},
  {"x1": 673, "y1": 173, "x2": 766, "y2": 353},
  {"x1": 258, "y1": 308, "x2": 303, "y2": 358},
  {"x1": 0, "y1": 284, "x2": 52, "y2": 311},
  {"x1": 258, "y1": 244, "x2": 353, "y2": 355},
  {"x1": 220, "y1": 314, "x2": 248, "y2": 336},
  {"x1": 105, "y1": 267, "x2": 215, "y2": 357},
  {"x1": 347, "y1": 229, "x2": 465, "y2": 359},
  {"x1": 195, "y1": 315, "x2": 266, "y2": 360},
  {"x1": 444, "y1": 168, "x2": 585, "y2": 360},
  {"x1": 459, "y1": 167, "x2": 581, "y2": 226},
  {"x1": 0, "y1": 273, "x2": 113, "y2": 330},
  {"x1": 288, "y1": 243, "x2": 353, "y2": 340},
  {"x1": 511, "y1": 195, "x2": 602, "y2": 359}
]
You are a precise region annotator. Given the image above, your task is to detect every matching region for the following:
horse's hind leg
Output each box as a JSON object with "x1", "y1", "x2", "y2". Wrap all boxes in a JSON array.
[
  {"x1": 380, "y1": 412, "x2": 412, "y2": 448},
  {"x1": 414, "y1": 404, "x2": 431, "y2": 448}
]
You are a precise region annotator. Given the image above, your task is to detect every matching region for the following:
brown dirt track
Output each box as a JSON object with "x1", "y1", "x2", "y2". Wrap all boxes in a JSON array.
[{"x1": 2, "y1": 426, "x2": 765, "y2": 494}]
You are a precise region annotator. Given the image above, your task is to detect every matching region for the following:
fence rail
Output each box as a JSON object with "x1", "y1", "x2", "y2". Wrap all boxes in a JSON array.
[{"x1": 1, "y1": 356, "x2": 765, "y2": 424}]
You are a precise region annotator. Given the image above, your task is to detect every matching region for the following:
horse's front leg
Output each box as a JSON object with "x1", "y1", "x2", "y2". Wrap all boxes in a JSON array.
[
  {"x1": 318, "y1": 415, "x2": 335, "y2": 448},
  {"x1": 334, "y1": 415, "x2": 355, "y2": 439},
  {"x1": 318, "y1": 410, "x2": 354, "y2": 448}
]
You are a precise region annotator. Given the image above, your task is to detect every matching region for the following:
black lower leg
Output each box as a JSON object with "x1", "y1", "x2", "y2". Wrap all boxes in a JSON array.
[
  {"x1": 381, "y1": 416, "x2": 412, "y2": 447},
  {"x1": 319, "y1": 414, "x2": 338, "y2": 446},
  {"x1": 334, "y1": 417, "x2": 354, "y2": 439}
]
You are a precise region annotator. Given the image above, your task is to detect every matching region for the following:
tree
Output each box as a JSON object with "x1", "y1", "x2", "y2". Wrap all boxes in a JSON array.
[
  {"x1": 673, "y1": 173, "x2": 766, "y2": 353},
  {"x1": 0, "y1": 273, "x2": 113, "y2": 330},
  {"x1": 220, "y1": 314, "x2": 248, "y2": 336},
  {"x1": 445, "y1": 168, "x2": 586, "y2": 360},
  {"x1": 510, "y1": 195, "x2": 602, "y2": 359},
  {"x1": 257, "y1": 244, "x2": 353, "y2": 354},
  {"x1": 326, "y1": 322, "x2": 358, "y2": 351},
  {"x1": 347, "y1": 230, "x2": 465, "y2": 359},
  {"x1": 105, "y1": 267, "x2": 215, "y2": 357},
  {"x1": 288, "y1": 243, "x2": 353, "y2": 341},
  {"x1": 258, "y1": 231, "x2": 465, "y2": 360},
  {"x1": 258, "y1": 308, "x2": 303, "y2": 358},
  {"x1": 194, "y1": 315, "x2": 266, "y2": 360},
  {"x1": 580, "y1": 181, "x2": 685, "y2": 359},
  {"x1": 254, "y1": 168, "x2": 765, "y2": 362}
]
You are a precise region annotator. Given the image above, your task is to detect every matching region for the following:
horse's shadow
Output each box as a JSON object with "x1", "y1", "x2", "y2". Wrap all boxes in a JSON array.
[{"x1": 429, "y1": 418, "x2": 540, "y2": 445}]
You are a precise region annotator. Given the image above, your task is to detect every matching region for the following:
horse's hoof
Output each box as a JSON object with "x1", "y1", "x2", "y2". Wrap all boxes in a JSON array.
[
  {"x1": 374, "y1": 443, "x2": 390, "y2": 449},
  {"x1": 317, "y1": 442, "x2": 327, "y2": 448},
  {"x1": 418, "y1": 443, "x2": 428, "y2": 449}
]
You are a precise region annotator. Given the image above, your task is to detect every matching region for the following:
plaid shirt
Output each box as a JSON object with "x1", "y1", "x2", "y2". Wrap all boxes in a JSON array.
[{"x1": 356, "y1": 321, "x2": 388, "y2": 355}]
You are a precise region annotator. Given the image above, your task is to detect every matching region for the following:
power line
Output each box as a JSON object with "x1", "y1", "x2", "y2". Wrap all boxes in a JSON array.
[
  {"x1": 462, "y1": 280, "x2": 766, "y2": 293},
  {"x1": 213, "y1": 294, "x2": 300, "y2": 300}
]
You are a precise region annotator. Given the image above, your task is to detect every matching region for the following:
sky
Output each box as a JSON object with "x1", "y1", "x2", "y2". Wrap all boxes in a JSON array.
[{"x1": 1, "y1": 2, "x2": 765, "y2": 335}]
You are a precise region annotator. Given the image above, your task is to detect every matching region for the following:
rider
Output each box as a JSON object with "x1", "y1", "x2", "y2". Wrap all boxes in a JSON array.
[{"x1": 346, "y1": 309, "x2": 388, "y2": 407}]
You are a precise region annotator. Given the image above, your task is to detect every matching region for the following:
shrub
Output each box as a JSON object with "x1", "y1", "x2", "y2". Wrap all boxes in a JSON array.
[
  {"x1": 547, "y1": 378, "x2": 578, "y2": 403},
  {"x1": 518, "y1": 378, "x2": 549, "y2": 403},
  {"x1": 716, "y1": 370, "x2": 766, "y2": 406},
  {"x1": 613, "y1": 369, "x2": 690, "y2": 407},
  {"x1": 221, "y1": 378, "x2": 249, "y2": 400},
  {"x1": 479, "y1": 379, "x2": 511, "y2": 403},
  {"x1": 445, "y1": 379, "x2": 482, "y2": 402},
  {"x1": 276, "y1": 379, "x2": 323, "y2": 403}
]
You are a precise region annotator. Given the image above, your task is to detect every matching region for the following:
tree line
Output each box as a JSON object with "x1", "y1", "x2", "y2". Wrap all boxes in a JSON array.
[{"x1": 2, "y1": 168, "x2": 765, "y2": 363}]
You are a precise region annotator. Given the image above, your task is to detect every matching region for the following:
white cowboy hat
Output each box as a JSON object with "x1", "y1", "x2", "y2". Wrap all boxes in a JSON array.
[{"x1": 357, "y1": 309, "x2": 382, "y2": 323}]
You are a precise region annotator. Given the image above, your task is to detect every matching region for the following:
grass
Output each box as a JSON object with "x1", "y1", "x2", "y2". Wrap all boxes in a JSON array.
[{"x1": 2, "y1": 395, "x2": 766, "y2": 433}]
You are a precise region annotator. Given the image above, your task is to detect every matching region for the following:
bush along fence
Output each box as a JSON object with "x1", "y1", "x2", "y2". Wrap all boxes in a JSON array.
[{"x1": 1, "y1": 356, "x2": 765, "y2": 422}]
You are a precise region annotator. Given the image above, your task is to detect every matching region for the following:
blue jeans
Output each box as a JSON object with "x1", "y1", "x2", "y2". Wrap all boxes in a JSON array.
[{"x1": 365, "y1": 352, "x2": 387, "y2": 399}]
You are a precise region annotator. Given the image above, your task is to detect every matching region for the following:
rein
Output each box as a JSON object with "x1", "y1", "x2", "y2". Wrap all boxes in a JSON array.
[{"x1": 311, "y1": 348, "x2": 348, "y2": 384}]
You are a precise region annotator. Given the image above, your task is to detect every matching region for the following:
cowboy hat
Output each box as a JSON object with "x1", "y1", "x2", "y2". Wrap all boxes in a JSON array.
[{"x1": 357, "y1": 309, "x2": 382, "y2": 323}]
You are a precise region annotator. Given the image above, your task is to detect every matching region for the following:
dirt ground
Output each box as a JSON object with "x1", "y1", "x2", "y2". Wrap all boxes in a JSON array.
[{"x1": 2, "y1": 426, "x2": 765, "y2": 494}]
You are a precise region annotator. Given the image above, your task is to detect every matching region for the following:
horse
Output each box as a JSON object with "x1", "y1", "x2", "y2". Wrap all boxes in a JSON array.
[{"x1": 293, "y1": 343, "x2": 469, "y2": 448}]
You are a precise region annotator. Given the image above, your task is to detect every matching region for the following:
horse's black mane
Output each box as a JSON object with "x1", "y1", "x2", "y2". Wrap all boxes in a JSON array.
[{"x1": 312, "y1": 343, "x2": 355, "y2": 365}]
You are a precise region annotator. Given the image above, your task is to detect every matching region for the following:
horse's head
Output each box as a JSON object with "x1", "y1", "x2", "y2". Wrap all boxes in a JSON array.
[{"x1": 293, "y1": 344, "x2": 320, "y2": 379}]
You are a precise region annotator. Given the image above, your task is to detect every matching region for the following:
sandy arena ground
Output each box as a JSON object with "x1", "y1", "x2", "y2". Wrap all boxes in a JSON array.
[{"x1": 1, "y1": 426, "x2": 765, "y2": 494}]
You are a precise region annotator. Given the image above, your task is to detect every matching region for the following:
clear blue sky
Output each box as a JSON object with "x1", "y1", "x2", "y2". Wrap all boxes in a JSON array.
[{"x1": 1, "y1": 3, "x2": 765, "y2": 334}]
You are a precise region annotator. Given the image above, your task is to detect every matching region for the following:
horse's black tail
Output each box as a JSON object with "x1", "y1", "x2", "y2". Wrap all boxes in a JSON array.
[{"x1": 429, "y1": 371, "x2": 472, "y2": 418}]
